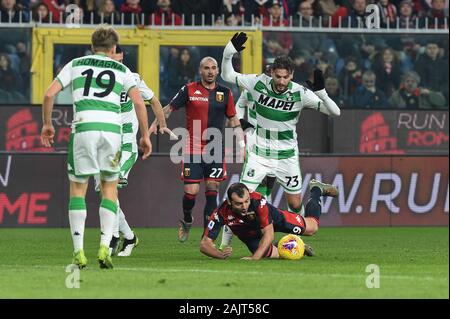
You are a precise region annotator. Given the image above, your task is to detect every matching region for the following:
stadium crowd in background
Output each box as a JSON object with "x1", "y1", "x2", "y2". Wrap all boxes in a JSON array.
[
  {"x1": 0, "y1": 0, "x2": 447, "y2": 26},
  {"x1": 0, "y1": 0, "x2": 449, "y2": 108}
]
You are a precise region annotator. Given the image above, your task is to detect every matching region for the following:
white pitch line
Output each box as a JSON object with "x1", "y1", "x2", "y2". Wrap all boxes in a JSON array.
[{"x1": 0, "y1": 264, "x2": 446, "y2": 282}]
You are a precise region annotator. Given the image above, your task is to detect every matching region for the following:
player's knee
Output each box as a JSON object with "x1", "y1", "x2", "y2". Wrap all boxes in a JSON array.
[
  {"x1": 205, "y1": 181, "x2": 220, "y2": 191},
  {"x1": 184, "y1": 183, "x2": 200, "y2": 195},
  {"x1": 303, "y1": 218, "x2": 319, "y2": 236}
]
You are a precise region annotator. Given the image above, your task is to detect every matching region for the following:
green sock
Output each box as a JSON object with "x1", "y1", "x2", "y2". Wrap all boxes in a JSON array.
[{"x1": 256, "y1": 185, "x2": 268, "y2": 196}]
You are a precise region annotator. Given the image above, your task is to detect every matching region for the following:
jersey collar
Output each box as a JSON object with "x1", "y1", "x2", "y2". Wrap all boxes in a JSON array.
[{"x1": 269, "y1": 79, "x2": 293, "y2": 95}]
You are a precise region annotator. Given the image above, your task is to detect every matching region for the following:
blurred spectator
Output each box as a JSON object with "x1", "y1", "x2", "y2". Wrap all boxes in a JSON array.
[
  {"x1": 0, "y1": 0, "x2": 30, "y2": 22},
  {"x1": 389, "y1": 71, "x2": 446, "y2": 108},
  {"x1": 338, "y1": 55, "x2": 362, "y2": 100},
  {"x1": 421, "y1": 0, "x2": 448, "y2": 28},
  {"x1": 351, "y1": 70, "x2": 389, "y2": 108},
  {"x1": 97, "y1": 0, "x2": 120, "y2": 24},
  {"x1": 120, "y1": 0, "x2": 142, "y2": 25},
  {"x1": 215, "y1": 12, "x2": 243, "y2": 25},
  {"x1": 15, "y1": 41, "x2": 30, "y2": 97},
  {"x1": 398, "y1": 0, "x2": 419, "y2": 28},
  {"x1": 414, "y1": 40, "x2": 447, "y2": 94},
  {"x1": 113, "y1": 0, "x2": 125, "y2": 8},
  {"x1": 171, "y1": 0, "x2": 223, "y2": 25},
  {"x1": 318, "y1": 0, "x2": 348, "y2": 27},
  {"x1": 140, "y1": 0, "x2": 158, "y2": 14},
  {"x1": 377, "y1": 0, "x2": 398, "y2": 28},
  {"x1": 263, "y1": 32, "x2": 290, "y2": 64},
  {"x1": 325, "y1": 76, "x2": 347, "y2": 107},
  {"x1": 150, "y1": 0, "x2": 182, "y2": 25},
  {"x1": 291, "y1": 51, "x2": 313, "y2": 83},
  {"x1": 242, "y1": 0, "x2": 270, "y2": 23},
  {"x1": 394, "y1": 36, "x2": 421, "y2": 72},
  {"x1": 342, "y1": 0, "x2": 368, "y2": 27},
  {"x1": 225, "y1": 12, "x2": 243, "y2": 25},
  {"x1": 293, "y1": 0, "x2": 321, "y2": 26},
  {"x1": 262, "y1": 2, "x2": 293, "y2": 54},
  {"x1": 316, "y1": 57, "x2": 335, "y2": 78},
  {"x1": 81, "y1": 0, "x2": 97, "y2": 23},
  {"x1": 371, "y1": 47, "x2": 402, "y2": 97},
  {"x1": 411, "y1": 0, "x2": 432, "y2": 15},
  {"x1": 167, "y1": 47, "x2": 196, "y2": 98},
  {"x1": 291, "y1": 1, "x2": 331, "y2": 62},
  {"x1": 0, "y1": 52, "x2": 24, "y2": 98},
  {"x1": 38, "y1": 0, "x2": 64, "y2": 23},
  {"x1": 262, "y1": 0, "x2": 289, "y2": 25},
  {"x1": 223, "y1": 0, "x2": 244, "y2": 18},
  {"x1": 32, "y1": 1, "x2": 51, "y2": 22}
]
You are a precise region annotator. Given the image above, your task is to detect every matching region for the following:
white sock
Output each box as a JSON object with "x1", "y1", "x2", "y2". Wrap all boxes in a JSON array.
[
  {"x1": 220, "y1": 225, "x2": 233, "y2": 247},
  {"x1": 99, "y1": 199, "x2": 117, "y2": 247},
  {"x1": 113, "y1": 200, "x2": 120, "y2": 238},
  {"x1": 119, "y1": 207, "x2": 134, "y2": 240},
  {"x1": 68, "y1": 197, "x2": 87, "y2": 252}
]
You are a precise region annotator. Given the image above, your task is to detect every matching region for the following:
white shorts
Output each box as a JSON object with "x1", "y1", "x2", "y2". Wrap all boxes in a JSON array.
[
  {"x1": 245, "y1": 130, "x2": 275, "y2": 179},
  {"x1": 240, "y1": 150, "x2": 302, "y2": 194},
  {"x1": 94, "y1": 149, "x2": 137, "y2": 192},
  {"x1": 68, "y1": 131, "x2": 121, "y2": 184}
]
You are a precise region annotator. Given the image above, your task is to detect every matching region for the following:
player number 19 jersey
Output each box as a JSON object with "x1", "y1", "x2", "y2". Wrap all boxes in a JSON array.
[{"x1": 56, "y1": 53, "x2": 137, "y2": 135}]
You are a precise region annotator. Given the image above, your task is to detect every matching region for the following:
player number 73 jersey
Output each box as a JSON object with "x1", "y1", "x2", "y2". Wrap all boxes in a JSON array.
[{"x1": 236, "y1": 73, "x2": 322, "y2": 158}]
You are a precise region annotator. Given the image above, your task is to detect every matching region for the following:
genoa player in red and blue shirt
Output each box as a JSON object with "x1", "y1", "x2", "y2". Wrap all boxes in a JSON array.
[
  {"x1": 200, "y1": 182, "x2": 337, "y2": 260},
  {"x1": 151, "y1": 57, "x2": 244, "y2": 242}
]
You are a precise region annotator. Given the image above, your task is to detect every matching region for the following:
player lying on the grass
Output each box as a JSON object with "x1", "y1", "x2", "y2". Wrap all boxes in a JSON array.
[
  {"x1": 220, "y1": 64, "x2": 277, "y2": 250},
  {"x1": 200, "y1": 182, "x2": 338, "y2": 260},
  {"x1": 93, "y1": 45, "x2": 171, "y2": 257}
]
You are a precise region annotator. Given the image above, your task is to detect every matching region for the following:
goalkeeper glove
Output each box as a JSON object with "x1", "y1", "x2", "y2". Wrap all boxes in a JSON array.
[{"x1": 305, "y1": 69, "x2": 325, "y2": 92}]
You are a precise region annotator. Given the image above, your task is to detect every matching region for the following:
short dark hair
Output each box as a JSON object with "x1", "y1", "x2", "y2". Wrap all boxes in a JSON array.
[
  {"x1": 272, "y1": 56, "x2": 294, "y2": 73},
  {"x1": 227, "y1": 183, "x2": 249, "y2": 201}
]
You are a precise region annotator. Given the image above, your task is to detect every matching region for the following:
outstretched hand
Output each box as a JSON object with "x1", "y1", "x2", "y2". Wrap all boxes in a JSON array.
[
  {"x1": 306, "y1": 69, "x2": 325, "y2": 92},
  {"x1": 231, "y1": 32, "x2": 248, "y2": 52},
  {"x1": 159, "y1": 126, "x2": 178, "y2": 140}
]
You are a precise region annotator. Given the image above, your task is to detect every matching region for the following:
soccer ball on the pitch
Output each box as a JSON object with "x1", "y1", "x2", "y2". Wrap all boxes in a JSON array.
[{"x1": 277, "y1": 234, "x2": 305, "y2": 260}]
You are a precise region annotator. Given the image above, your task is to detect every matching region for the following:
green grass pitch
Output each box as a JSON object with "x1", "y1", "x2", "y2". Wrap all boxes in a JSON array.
[{"x1": 0, "y1": 227, "x2": 448, "y2": 298}]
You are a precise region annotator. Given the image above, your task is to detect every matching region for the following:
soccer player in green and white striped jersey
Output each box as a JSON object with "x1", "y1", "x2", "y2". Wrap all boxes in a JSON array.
[
  {"x1": 220, "y1": 32, "x2": 340, "y2": 248},
  {"x1": 235, "y1": 65, "x2": 277, "y2": 201},
  {"x1": 94, "y1": 45, "x2": 168, "y2": 257},
  {"x1": 40, "y1": 26, "x2": 161, "y2": 269}
]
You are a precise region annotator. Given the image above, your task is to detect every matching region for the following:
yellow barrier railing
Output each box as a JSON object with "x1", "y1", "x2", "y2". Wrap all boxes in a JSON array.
[{"x1": 32, "y1": 28, "x2": 262, "y2": 104}]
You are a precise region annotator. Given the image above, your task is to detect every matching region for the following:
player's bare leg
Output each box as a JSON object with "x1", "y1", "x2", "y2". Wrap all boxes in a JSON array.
[
  {"x1": 178, "y1": 183, "x2": 200, "y2": 242},
  {"x1": 69, "y1": 180, "x2": 89, "y2": 269},
  {"x1": 284, "y1": 192, "x2": 303, "y2": 215}
]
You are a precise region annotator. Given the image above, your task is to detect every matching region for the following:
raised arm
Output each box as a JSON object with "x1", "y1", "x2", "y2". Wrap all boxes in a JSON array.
[{"x1": 221, "y1": 32, "x2": 248, "y2": 84}]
